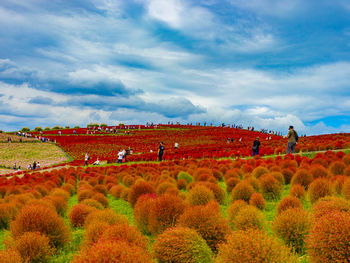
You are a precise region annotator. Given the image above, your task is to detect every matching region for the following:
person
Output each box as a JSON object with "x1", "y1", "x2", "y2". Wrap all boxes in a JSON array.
[
  {"x1": 93, "y1": 158, "x2": 100, "y2": 165},
  {"x1": 122, "y1": 149, "x2": 126, "y2": 162},
  {"x1": 117, "y1": 149, "x2": 124, "y2": 163},
  {"x1": 287, "y1": 125, "x2": 298, "y2": 154},
  {"x1": 158, "y1": 142, "x2": 165, "y2": 161},
  {"x1": 84, "y1": 153, "x2": 89, "y2": 166},
  {"x1": 37, "y1": 162, "x2": 40, "y2": 169},
  {"x1": 174, "y1": 142, "x2": 179, "y2": 149},
  {"x1": 13, "y1": 163, "x2": 17, "y2": 170},
  {"x1": 252, "y1": 137, "x2": 260, "y2": 156},
  {"x1": 27, "y1": 164, "x2": 32, "y2": 170},
  {"x1": 33, "y1": 161, "x2": 37, "y2": 170}
]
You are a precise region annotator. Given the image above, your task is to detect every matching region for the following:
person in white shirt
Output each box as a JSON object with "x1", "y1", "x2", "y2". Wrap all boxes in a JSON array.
[
  {"x1": 117, "y1": 150, "x2": 124, "y2": 163},
  {"x1": 174, "y1": 142, "x2": 179, "y2": 149},
  {"x1": 93, "y1": 158, "x2": 100, "y2": 165}
]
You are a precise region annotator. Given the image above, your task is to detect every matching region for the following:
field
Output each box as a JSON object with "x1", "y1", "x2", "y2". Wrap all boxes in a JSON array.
[
  {"x1": 0, "y1": 141, "x2": 70, "y2": 174},
  {"x1": 0, "y1": 125, "x2": 350, "y2": 262}
]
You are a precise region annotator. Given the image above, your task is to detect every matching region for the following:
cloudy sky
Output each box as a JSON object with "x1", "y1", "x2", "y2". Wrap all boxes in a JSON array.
[{"x1": 1, "y1": 0, "x2": 350, "y2": 134}]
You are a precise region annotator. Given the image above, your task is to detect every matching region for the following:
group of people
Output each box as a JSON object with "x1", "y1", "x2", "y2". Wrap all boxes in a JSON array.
[
  {"x1": 252, "y1": 125, "x2": 299, "y2": 156},
  {"x1": 27, "y1": 161, "x2": 40, "y2": 170}
]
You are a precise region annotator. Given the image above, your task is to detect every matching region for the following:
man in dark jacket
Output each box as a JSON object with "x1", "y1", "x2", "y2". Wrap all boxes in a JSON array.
[
  {"x1": 287, "y1": 125, "x2": 298, "y2": 154},
  {"x1": 252, "y1": 137, "x2": 260, "y2": 156}
]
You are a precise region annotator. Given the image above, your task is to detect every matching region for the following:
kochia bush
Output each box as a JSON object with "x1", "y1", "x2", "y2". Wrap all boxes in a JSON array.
[
  {"x1": 215, "y1": 229, "x2": 297, "y2": 263},
  {"x1": 187, "y1": 184, "x2": 215, "y2": 206},
  {"x1": 249, "y1": 192, "x2": 266, "y2": 210},
  {"x1": 127, "y1": 181, "x2": 156, "y2": 207},
  {"x1": 68, "y1": 204, "x2": 97, "y2": 228},
  {"x1": 10, "y1": 204, "x2": 71, "y2": 248},
  {"x1": 308, "y1": 178, "x2": 332, "y2": 204},
  {"x1": 307, "y1": 211, "x2": 350, "y2": 263},
  {"x1": 231, "y1": 205, "x2": 265, "y2": 231},
  {"x1": 153, "y1": 227, "x2": 213, "y2": 263},
  {"x1": 231, "y1": 182, "x2": 255, "y2": 203},
  {"x1": 277, "y1": 196, "x2": 302, "y2": 215},
  {"x1": 0, "y1": 249, "x2": 22, "y2": 263},
  {"x1": 272, "y1": 208, "x2": 311, "y2": 254}
]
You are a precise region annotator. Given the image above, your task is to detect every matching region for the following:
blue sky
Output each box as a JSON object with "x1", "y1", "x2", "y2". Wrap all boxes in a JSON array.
[{"x1": 0, "y1": 0, "x2": 350, "y2": 134}]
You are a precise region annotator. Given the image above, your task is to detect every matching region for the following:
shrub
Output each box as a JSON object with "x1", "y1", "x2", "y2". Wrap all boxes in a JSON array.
[
  {"x1": 178, "y1": 201, "x2": 230, "y2": 253},
  {"x1": 307, "y1": 211, "x2": 350, "y2": 263},
  {"x1": 84, "y1": 209, "x2": 128, "y2": 228},
  {"x1": 272, "y1": 208, "x2": 311, "y2": 254},
  {"x1": 98, "y1": 223, "x2": 148, "y2": 250},
  {"x1": 289, "y1": 184, "x2": 306, "y2": 199},
  {"x1": 215, "y1": 229, "x2": 297, "y2": 263},
  {"x1": 68, "y1": 204, "x2": 97, "y2": 228},
  {"x1": 331, "y1": 175, "x2": 346, "y2": 195},
  {"x1": 12, "y1": 231, "x2": 54, "y2": 263},
  {"x1": 72, "y1": 240, "x2": 154, "y2": 263},
  {"x1": 148, "y1": 194, "x2": 187, "y2": 235},
  {"x1": 270, "y1": 172, "x2": 285, "y2": 185},
  {"x1": 258, "y1": 174, "x2": 283, "y2": 201},
  {"x1": 91, "y1": 192, "x2": 109, "y2": 208},
  {"x1": 227, "y1": 200, "x2": 248, "y2": 226},
  {"x1": 249, "y1": 192, "x2": 266, "y2": 210},
  {"x1": 10, "y1": 205, "x2": 71, "y2": 248},
  {"x1": 0, "y1": 203, "x2": 18, "y2": 229},
  {"x1": 200, "y1": 182, "x2": 226, "y2": 205},
  {"x1": 177, "y1": 171, "x2": 193, "y2": 183},
  {"x1": 134, "y1": 194, "x2": 157, "y2": 234},
  {"x1": 92, "y1": 184, "x2": 108, "y2": 196},
  {"x1": 109, "y1": 185, "x2": 126, "y2": 199},
  {"x1": 81, "y1": 199, "x2": 104, "y2": 210},
  {"x1": 128, "y1": 181, "x2": 156, "y2": 207},
  {"x1": 226, "y1": 177, "x2": 241, "y2": 193},
  {"x1": 310, "y1": 165, "x2": 328, "y2": 179},
  {"x1": 176, "y1": 179, "x2": 187, "y2": 190},
  {"x1": 291, "y1": 169, "x2": 313, "y2": 189},
  {"x1": 0, "y1": 249, "x2": 22, "y2": 263},
  {"x1": 308, "y1": 178, "x2": 332, "y2": 204},
  {"x1": 50, "y1": 188, "x2": 70, "y2": 201},
  {"x1": 157, "y1": 182, "x2": 177, "y2": 195},
  {"x1": 77, "y1": 189, "x2": 94, "y2": 202},
  {"x1": 277, "y1": 196, "x2": 302, "y2": 215},
  {"x1": 329, "y1": 161, "x2": 346, "y2": 175},
  {"x1": 187, "y1": 185, "x2": 215, "y2": 206},
  {"x1": 342, "y1": 178, "x2": 350, "y2": 200},
  {"x1": 83, "y1": 221, "x2": 110, "y2": 247},
  {"x1": 231, "y1": 205, "x2": 265, "y2": 231},
  {"x1": 252, "y1": 166, "x2": 269, "y2": 178},
  {"x1": 282, "y1": 168, "x2": 294, "y2": 184},
  {"x1": 311, "y1": 196, "x2": 350, "y2": 221},
  {"x1": 231, "y1": 182, "x2": 254, "y2": 203},
  {"x1": 153, "y1": 227, "x2": 213, "y2": 263},
  {"x1": 43, "y1": 195, "x2": 68, "y2": 216}
]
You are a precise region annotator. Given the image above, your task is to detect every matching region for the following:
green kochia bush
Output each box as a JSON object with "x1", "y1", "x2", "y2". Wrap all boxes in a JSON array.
[{"x1": 153, "y1": 226, "x2": 213, "y2": 263}]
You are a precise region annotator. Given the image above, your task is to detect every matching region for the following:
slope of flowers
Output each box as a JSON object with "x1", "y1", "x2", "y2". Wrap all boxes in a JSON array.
[{"x1": 1, "y1": 150, "x2": 350, "y2": 262}]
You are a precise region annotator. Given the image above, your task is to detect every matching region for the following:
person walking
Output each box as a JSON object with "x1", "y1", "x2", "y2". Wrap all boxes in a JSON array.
[
  {"x1": 117, "y1": 149, "x2": 124, "y2": 163},
  {"x1": 287, "y1": 126, "x2": 298, "y2": 154},
  {"x1": 252, "y1": 137, "x2": 260, "y2": 156},
  {"x1": 84, "y1": 153, "x2": 89, "y2": 166},
  {"x1": 158, "y1": 142, "x2": 165, "y2": 161}
]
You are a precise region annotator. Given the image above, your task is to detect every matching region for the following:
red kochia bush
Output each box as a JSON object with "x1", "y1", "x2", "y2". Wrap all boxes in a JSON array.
[
  {"x1": 311, "y1": 196, "x2": 350, "y2": 221},
  {"x1": 277, "y1": 196, "x2": 302, "y2": 215},
  {"x1": 308, "y1": 178, "x2": 332, "y2": 204},
  {"x1": 98, "y1": 223, "x2": 148, "y2": 250},
  {"x1": 84, "y1": 209, "x2": 128, "y2": 228},
  {"x1": 187, "y1": 184, "x2": 215, "y2": 206},
  {"x1": 289, "y1": 184, "x2": 306, "y2": 199},
  {"x1": 307, "y1": 211, "x2": 350, "y2": 263},
  {"x1": 153, "y1": 227, "x2": 213, "y2": 263},
  {"x1": 227, "y1": 200, "x2": 248, "y2": 226},
  {"x1": 127, "y1": 181, "x2": 156, "y2": 207},
  {"x1": 252, "y1": 166, "x2": 269, "y2": 178},
  {"x1": 91, "y1": 192, "x2": 109, "y2": 208},
  {"x1": 249, "y1": 192, "x2": 266, "y2": 210},
  {"x1": 12, "y1": 231, "x2": 54, "y2": 263},
  {"x1": 0, "y1": 249, "x2": 22, "y2": 263},
  {"x1": 329, "y1": 161, "x2": 346, "y2": 175},
  {"x1": 10, "y1": 205, "x2": 71, "y2": 248},
  {"x1": 198, "y1": 182, "x2": 226, "y2": 205},
  {"x1": 149, "y1": 194, "x2": 187, "y2": 235},
  {"x1": 226, "y1": 177, "x2": 241, "y2": 193},
  {"x1": 72, "y1": 240, "x2": 154, "y2": 263},
  {"x1": 291, "y1": 169, "x2": 313, "y2": 189},
  {"x1": 309, "y1": 165, "x2": 328, "y2": 179},
  {"x1": 178, "y1": 201, "x2": 230, "y2": 253},
  {"x1": 272, "y1": 208, "x2": 311, "y2": 254},
  {"x1": 215, "y1": 229, "x2": 297, "y2": 263},
  {"x1": 231, "y1": 182, "x2": 255, "y2": 203},
  {"x1": 342, "y1": 178, "x2": 350, "y2": 200},
  {"x1": 0, "y1": 203, "x2": 18, "y2": 229},
  {"x1": 134, "y1": 194, "x2": 157, "y2": 234},
  {"x1": 231, "y1": 205, "x2": 265, "y2": 231},
  {"x1": 68, "y1": 204, "x2": 97, "y2": 228}
]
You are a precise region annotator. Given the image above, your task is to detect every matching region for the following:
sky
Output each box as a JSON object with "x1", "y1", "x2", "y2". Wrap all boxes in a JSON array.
[{"x1": 0, "y1": 0, "x2": 350, "y2": 135}]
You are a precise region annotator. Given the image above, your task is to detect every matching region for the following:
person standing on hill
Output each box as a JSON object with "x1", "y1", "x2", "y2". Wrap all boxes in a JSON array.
[
  {"x1": 158, "y1": 142, "x2": 165, "y2": 161},
  {"x1": 252, "y1": 137, "x2": 260, "y2": 156},
  {"x1": 287, "y1": 125, "x2": 298, "y2": 154}
]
